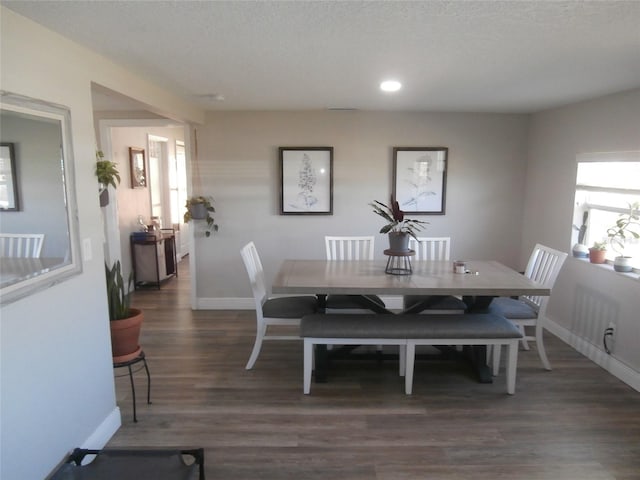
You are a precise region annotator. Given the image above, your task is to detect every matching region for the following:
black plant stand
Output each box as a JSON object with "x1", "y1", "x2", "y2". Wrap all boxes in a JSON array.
[{"x1": 113, "y1": 350, "x2": 151, "y2": 422}]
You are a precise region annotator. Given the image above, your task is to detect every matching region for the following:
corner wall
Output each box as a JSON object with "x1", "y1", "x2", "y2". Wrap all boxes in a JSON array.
[
  {"x1": 524, "y1": 89, "x2": 640, "y2": 389},
  {"x1": 0, "y1": 8, "x2": 203, "y2": 479}
]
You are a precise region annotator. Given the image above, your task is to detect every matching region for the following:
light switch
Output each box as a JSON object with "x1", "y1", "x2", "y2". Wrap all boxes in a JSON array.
[{"x1": 82, "y1": 238, "x2": 92, "y2": 261}]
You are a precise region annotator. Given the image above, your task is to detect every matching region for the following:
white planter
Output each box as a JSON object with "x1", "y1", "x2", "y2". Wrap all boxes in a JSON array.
[
  {"x1": 572, "y1": 243, "x2": 588, "y2": 258},
  {"x1": 613, "y1": 256, "x2": 633, "y2": 272}
]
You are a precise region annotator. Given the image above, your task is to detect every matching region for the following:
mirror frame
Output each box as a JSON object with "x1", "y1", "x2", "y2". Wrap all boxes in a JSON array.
[{"x1": 0, "y1": 91, "x2": 83, "y2": 305}]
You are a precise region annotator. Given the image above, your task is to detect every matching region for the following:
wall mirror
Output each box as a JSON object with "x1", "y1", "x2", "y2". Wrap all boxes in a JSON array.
[{"x1": 0, "y1": 91, "x2": 82, "y2": 305}]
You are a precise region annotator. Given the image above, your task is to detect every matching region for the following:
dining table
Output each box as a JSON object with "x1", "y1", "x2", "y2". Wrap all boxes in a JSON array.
[{"x1": 272, "y1": 258, "x2": 550, "y2": 383}]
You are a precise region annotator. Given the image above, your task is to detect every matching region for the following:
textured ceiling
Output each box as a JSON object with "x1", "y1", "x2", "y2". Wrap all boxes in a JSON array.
[{"x1": 3, "y1": 0, "x2": 640, "y2": 113}]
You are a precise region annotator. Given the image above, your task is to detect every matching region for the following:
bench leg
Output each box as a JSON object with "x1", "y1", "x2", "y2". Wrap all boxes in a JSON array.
[
  {"x1": 491, "y1": 345, "x2": 501, "y2": 376},
  {"x1": 405, "y1": 342, "x2": 415, "y2": 395},
  {"x1": 304, "y1": 340, "x2": 313, "y2": 394},
  {"x1": 399, "y1": 344, "x2": 406, "y2": 377},
  {"x1": 505, "y1": 341, "x2": 518, "y2": 395}
]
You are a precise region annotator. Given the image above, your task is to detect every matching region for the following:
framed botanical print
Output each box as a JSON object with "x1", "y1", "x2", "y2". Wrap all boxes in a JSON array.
[
  {"x1": 0, "y1": 142, "x2": 19, "y2": 211},
  {"x1": 393, "y1": 147, "x2": 448, "y2": 215},
  {"x1": 279, "y1": 147, "x2": 333, "y2": 215}
]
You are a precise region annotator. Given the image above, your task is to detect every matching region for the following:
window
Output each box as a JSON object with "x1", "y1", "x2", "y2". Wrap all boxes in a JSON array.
[{"x1": 573, "y1": 152, "x2": 640, "y2": 270}]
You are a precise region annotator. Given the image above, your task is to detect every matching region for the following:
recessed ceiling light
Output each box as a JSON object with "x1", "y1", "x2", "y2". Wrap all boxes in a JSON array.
[{"x1": 380, "y1": 80, "x2": 402, "y2": 92}]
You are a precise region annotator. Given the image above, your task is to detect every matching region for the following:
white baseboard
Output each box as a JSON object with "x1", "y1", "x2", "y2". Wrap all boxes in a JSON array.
[
  {"x1": 546, "y1": 318, "x2": 640, "y2": 392},
  {"x1": 81, "y1": 407, "x2": 122, "y2": 449},
  {"x1": 197, "y1": 297, "x2": 254, "y2": 309}
]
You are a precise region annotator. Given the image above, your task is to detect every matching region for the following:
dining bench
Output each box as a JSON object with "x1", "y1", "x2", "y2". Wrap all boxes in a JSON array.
[{"x1": 300, "y1": 313, "x2": 522, "y2": 395}]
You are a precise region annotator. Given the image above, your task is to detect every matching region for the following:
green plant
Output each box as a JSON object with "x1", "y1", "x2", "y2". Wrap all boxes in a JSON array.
[
  {"x1": 95, "y1": 150, "x2": 121, "y2": 188},
  {"x1": 370, "y1": 195, "x2": 428, "y2": 240},
  {"x1": 590, "y1": 241, "x2": 607, "y2": 251},
  {"x1": 105, "y1": 260, "x2": 134, "y2": 320},
  {"x1": 184, "y1": 195, "x2": 219, "y2": 237},
  {"x1": 606, "y1": 201, "x2": 640, "y2": 256}
]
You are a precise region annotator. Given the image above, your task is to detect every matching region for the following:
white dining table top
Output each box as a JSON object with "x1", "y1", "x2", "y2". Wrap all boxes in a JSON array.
[{"x1": 272, "y1": 259, "x2": 550, "y2": 297}]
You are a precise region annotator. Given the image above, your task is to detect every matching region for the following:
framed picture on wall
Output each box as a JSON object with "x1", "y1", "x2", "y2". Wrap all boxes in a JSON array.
[
  {"x1": 393, "y1": 147, "x2": 448, "y2": 215},
  {"x1": 0, "y1": 142, "x2": 19, "y2": 211},
  {"x1": 279, "y1": 146, "x2": 333, "y2": 215},
  {"x1": 129, "y1": 147, "x2": 147, "y2": 188}
]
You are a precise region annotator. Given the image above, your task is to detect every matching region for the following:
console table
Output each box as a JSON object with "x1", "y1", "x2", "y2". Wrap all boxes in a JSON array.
[{"x1": 130, "y1": 229, "x2": 177, "y2": 290}]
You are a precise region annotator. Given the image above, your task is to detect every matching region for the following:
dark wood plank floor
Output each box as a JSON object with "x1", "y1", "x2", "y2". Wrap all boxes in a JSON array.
[{"x1": 108, "y1": 259, "x2": 640, "y2": 479}]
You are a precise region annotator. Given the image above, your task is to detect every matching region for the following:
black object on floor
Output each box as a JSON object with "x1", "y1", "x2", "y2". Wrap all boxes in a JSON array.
[{"x1": 49, "y1": 448, "x2": 205, "y2": 480}]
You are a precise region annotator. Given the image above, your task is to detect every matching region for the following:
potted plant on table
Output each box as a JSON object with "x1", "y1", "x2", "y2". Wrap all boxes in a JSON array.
[
  {"x1": 106, "y1": 260, "x2": 144, "y2": 362},
  {"x1": 606, "y1": 201, "x2": 640, "y2": 272},
  {"x1": 370, "y1": 195, "x2": 428, "y2": 252},
  {"x1": 184, "y1": 195, "x2": 219, "y2": 237},
  {"x1": 588, "y1": 241, "x2": 607, "y2": 264},
  {"x1": 95, "y1": 150, "x2": 120, "y2": 207}
]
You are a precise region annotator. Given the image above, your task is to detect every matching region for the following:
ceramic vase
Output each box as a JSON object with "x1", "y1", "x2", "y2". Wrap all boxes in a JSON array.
[{"x1": 388, "y1": 232, "x2": 410, "y2": 252}]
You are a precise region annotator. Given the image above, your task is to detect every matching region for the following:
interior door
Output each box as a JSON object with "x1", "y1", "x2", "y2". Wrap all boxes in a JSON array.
[{"x1": 174, "y1": 141, "x2": 189, "y2": 257}]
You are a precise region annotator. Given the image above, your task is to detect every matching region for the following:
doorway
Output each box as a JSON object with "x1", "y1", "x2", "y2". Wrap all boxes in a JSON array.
[{"x1": 97, "y1": 120, "x2": 189, "y2": 280}]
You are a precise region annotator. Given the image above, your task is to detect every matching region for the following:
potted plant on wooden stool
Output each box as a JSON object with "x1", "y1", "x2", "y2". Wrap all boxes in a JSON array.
[{"x1": 106, "y1": 260, "x2": 144, "y2": 362}]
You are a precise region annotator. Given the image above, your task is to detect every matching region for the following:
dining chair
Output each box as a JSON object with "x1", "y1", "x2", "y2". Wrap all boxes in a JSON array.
[
  {"x1": 489, "y1": 243, "x2": 568, "y2": 372},
  {"x1": 324, "y1": 236, "x2": 386, "y2": 313},
  {"x1": 240, "y1": 241, "x2": 318, "y2": 370},
  {"x1": 403, "y1": 237, "x2": 467, "y2": 313},
  {"x1": 0, "y1": 233, "x2": 45, "y2": 258}
]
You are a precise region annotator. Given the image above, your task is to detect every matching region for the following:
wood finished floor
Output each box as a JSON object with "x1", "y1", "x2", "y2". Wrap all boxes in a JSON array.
[{"x1": 107, "y1": 260, "x2": 640, "y2": 479}]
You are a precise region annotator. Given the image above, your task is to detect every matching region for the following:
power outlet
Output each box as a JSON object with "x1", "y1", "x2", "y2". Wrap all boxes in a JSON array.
[{"x1": 607, "y1": 322, "x2": 616, "y2": 335}]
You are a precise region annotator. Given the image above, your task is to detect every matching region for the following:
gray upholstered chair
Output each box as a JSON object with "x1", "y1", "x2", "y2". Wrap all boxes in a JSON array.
[
  {"x1": 489, "y1": 243, "x2": 568, "y2": 372},
  {"x1": 0, "y1": 233, "x2": 44, "y2": 258},
  {"x1": 324, "y1": 236, "x2": 386, "y2": 313},
  {"x1": 402, "y1": 237, "x2": 467, "y2": 313},
  {"x1": 240, "y1": 241, "x2": 318, "y2": 369}
]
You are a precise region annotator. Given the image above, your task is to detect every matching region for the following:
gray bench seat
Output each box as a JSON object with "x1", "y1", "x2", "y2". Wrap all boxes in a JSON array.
[{"x1": 300, "y1": 313, "x2": 522, "y2": 395}]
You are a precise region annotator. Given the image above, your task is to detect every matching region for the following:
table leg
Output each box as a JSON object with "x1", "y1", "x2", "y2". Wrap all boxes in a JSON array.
[
  {"x1": 314, "y1": 344, "x2": 329, "y2": 383},
  {"x1": 465, "y1": 345, "x2": 493, "y2": 383}
]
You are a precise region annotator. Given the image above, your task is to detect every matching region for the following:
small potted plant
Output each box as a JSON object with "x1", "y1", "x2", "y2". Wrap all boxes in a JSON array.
[
  {"x1": 184, "y1": 195, "x2": 219, "y2": 237},
  {"x1": 95, "y1": 150, "x2": 120, "y2": 206},
  {"x1": 370, "y1": 195, "x2": 428, "y2": 252},
  {"x1": 572, "y1": 211, "x2": 589, "y2": 258},
  {"x1": 588, "y1": 241, "x2": 607, "y2": 264},
  {"x1": 106, "y1": 260, "x2": 144, "y2": 362},
  {"x1": 606, "y1": 201, "x2": 640, "y2": 272}
]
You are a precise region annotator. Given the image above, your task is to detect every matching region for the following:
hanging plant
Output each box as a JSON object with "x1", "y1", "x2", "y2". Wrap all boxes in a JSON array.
[
  {"x1": 184, "y1": 195, "x2": 219, "y2": 237},
  {"x1": 95, "y1": 150, "x2": 121, "y2": 188}
]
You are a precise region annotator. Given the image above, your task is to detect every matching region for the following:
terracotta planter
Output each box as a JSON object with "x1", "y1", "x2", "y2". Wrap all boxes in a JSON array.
[
  {"x1": 388, "y1": 232, "x2": 410, "y2": 253},
  {"x1": 110, "y1": 308, "x2": 144, "y2": 363},
  {"x1": 588, "y1": 248, "x2": 607, "y2": 264}
]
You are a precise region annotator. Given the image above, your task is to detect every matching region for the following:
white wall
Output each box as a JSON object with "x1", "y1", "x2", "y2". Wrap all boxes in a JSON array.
[
  {"x1": 0, "y1": 8, "x2": 203, "y2": 479},
  {"x1": 194, "y1": 110, "x2": 530, "y2": 304},
  {"x1": 524, "y1": 88, "x2": 640, "y2": 388}
]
